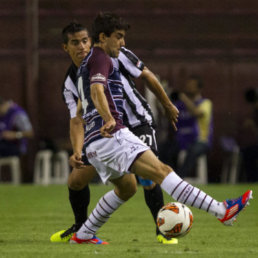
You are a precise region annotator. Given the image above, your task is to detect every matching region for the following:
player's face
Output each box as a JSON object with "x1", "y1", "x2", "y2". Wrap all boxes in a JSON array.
[
  {"x1": 105, "y1": 30, "x2": 126, "y2": 58},
  {"x1": 63, "y1": 30, "x2": 91, "y2": 67}
]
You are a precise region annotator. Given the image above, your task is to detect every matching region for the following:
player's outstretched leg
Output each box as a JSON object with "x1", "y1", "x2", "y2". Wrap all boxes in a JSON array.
[
  {"x1": 160, "y1": 172, "x2": 253, "y2": 225},
  {"x1": 132, "y1": 150, "x2": 253, "y2": 226}
]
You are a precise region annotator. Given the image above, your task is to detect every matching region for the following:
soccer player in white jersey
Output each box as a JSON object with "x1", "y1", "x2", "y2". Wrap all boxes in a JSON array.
[
  {"x1": 69, "y1": 12, "x2": 252, "y2": 245},
  {"x1": 50, "y1": 22, "x2": 178, "y2": 244}
]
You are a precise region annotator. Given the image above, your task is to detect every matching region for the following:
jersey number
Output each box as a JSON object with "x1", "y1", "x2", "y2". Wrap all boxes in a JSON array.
[
  {"x1": 139, "y1": 134, "x2": 152, "y2": 147},
  {"x1": 77, "y1": 76, "x2": 88, "y2": 114}
]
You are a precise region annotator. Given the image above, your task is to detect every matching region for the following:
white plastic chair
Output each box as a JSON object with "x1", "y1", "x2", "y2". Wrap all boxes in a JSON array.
[
  {"x1": 34, "y1": 150, "x2": 53, "y2": 185},
  {"x1": 0, "y1": 156, "x2": 21, "y2": 184},
  {"x1": 52, "y1": 150, "x2": 70, "y2": 184}
]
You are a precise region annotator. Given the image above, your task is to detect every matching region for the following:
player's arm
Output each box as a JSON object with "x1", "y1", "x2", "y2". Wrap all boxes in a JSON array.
[
  {"x1": 91, "y1": 83, "x2": 116, "y2": 138},
  {"x1": 69, "y1": 99, "x2": 86, "y2": 168},
  {"x1": 178, "y1": 93, "x2": 204, "y2": 118},
  {"x1": 140, "y1": 66, "x2": 179, "y2": 131}
]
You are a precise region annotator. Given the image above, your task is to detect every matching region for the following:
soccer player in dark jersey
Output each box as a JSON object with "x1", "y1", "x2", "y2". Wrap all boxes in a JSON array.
[
  {"x1": 69, "y1": 12, "x2": 252, "y2": 245},
  {"x1": 50, "y1": 22, "x2": 178, "y2": 244}
]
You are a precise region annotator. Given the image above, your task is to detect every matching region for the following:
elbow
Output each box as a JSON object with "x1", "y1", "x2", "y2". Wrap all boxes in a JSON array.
[
  {"x1": 70, "y1": 116, "x2": 84, "y2": 127},
  {"x1": 140, "y1": 67, "x2": 153, "y2": 81}
]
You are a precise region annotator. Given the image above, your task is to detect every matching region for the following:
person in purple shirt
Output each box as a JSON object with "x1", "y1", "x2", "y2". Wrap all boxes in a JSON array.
[
  {"x1": 170, "y1": 75, "x2": 213, "y2": 178},
  {"x1": 0, "y1": 97, "x2": 34, "y2": 157}
]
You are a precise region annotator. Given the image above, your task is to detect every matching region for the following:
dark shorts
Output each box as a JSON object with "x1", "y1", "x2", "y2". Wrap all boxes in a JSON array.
[
  {"x1": 130, "y1": 124, "x2": 158, "y2": 187},
  {"x1": 81, "y1": 152, "x2": 91, "y2": 166}
]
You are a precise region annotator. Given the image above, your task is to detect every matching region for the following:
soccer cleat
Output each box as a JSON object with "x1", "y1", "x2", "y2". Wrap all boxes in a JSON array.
[
  {"x1": 70, "y1": 233, "x2": 109, "y2": 245},
  {"x1": 157, "y1": 234, "x2": 178, "y2": 244},
  {"x1": 50, "y1": 224, "x2": 82, "y2": 243},
  {"x1": 219, "y1": 189, "x2": 253, "y2": 226}
]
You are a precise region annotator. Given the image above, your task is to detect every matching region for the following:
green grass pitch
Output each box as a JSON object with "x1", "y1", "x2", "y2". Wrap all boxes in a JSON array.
[{"x1": 0, "y1": 183, "x2": 257, "y2": 258}]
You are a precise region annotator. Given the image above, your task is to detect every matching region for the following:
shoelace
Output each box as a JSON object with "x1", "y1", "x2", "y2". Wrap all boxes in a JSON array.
[{"x1": 61, "y1": 224, "x2": 81, "y2": 238}]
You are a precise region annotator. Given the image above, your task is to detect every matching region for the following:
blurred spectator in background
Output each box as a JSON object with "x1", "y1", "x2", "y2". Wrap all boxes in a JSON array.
[
  {"x1": 0, "y1": 97, "x2": 34, "y2": 157},
  {"x1": 239, "y1": 88, "x2": 258, "y2": 182},
  {"x1": 167, "y1": 75, "x2": 213, "y2": 178}
]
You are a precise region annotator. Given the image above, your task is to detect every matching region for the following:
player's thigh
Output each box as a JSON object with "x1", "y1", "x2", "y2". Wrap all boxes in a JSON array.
[
  {"x1": 68, "y1": 165, "x2": 97, "y2": 190},
  {"x1": 110, "y1": 173, "x2": 137, "y2": 201},
  {"x1": 131, "y1": 150, "x2": 173, "y2": 185}
]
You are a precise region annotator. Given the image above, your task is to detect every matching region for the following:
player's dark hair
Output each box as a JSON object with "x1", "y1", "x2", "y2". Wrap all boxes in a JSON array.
[
  {"x1": 91, "y1": 12, "x2": 130, "y2": 44},
  {"x1": 62, "y1": 22, "x2": 88, "y2": 44},
  {"x1": 189, "y1": 75, "x2": 203, "y2": 89}
]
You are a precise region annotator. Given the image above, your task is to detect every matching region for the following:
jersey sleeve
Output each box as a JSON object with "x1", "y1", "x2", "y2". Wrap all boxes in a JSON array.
[
  {"x1": 118, "y1": 47, "x2": 145, "y2": 78},
  {"x1": 88, "y1": 49, "x2": 112, "y2": 88}
]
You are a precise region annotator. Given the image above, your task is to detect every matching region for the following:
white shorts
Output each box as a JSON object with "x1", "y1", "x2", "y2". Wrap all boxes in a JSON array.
[{"x1": 85, "y1": 128, "x2": 150, "y2": 184}]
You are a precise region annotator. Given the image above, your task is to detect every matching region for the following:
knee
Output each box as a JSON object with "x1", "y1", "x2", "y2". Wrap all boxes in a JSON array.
[
  {"x1": 122, "y1": 182, "x2": 137, "y2": 200},
  {"x1": 115, "y1": 180, "x2": 137, "y2": 201},
  {"x1": 68, "y1": 171, "x2": 87, "y2": 191}
]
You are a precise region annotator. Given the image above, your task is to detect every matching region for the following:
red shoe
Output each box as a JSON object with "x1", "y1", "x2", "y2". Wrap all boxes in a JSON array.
[
  {"x1": 70, "y1": 233, "x2": 109, "y2": 245},
  {"x1": 219, "y1": 190, "x2": 253, "y2": 226}
]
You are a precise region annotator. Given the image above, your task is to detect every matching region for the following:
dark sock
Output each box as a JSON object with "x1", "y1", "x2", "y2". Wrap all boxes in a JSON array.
[
  {"x1": 68, "y1": 185, "x2": 90, "y2": 226},
  {"x1": 143, "y1": 184, "x2": 164, "y2": 235}
]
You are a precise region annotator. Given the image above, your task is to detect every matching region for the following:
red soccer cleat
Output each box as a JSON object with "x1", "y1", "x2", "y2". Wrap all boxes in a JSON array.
[
  {"x1": 219, "y1": 190, "x2": 253, "y2": 226},
  {"x1": 70, "y1": 233, "x2": 109, "y2": 245}
]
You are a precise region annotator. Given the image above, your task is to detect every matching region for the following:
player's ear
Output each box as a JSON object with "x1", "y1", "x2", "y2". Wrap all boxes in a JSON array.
[
  {"x1": 62, "y1": 43, "x2": 68, "y2": 53},
  {"x1": 99, "y1": 32, "x2": 106, "y2": 43}
]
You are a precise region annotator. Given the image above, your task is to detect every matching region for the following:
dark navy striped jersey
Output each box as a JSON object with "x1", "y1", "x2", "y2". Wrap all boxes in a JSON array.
[
  {"x1": 62, "y1": 47, "x2": 155, "y2": 128},
  {"x1": 77, "y1": 47, "x2": 125, "y2": 147},
  {"x1": 118, "y1": 47, "x2": 155, "y2": 128}
]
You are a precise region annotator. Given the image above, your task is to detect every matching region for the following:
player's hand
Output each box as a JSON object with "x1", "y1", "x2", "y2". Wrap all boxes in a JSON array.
[
  {"x1": 69, "y1": 152, "x2": 85, "y2": 169},
  {"x1": 100, "y1": 119, "x2": 116, "y2": 138},
  {"x1": 165, "y1": 104, "x2": 179, "y2": 131}
]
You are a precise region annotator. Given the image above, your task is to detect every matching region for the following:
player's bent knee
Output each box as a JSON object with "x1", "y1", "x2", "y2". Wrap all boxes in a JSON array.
[
  {"x1": 68, "y1": 178, "x2": 87, "y2": 190},
  {"x1": 68, "y1": 169, "x2": 88, "y2": 190},
  {"x1": 119, "y1": 181, "x2": 137, "y2": 200},
  {"x1": 112, "y1": 175, "x2": 137, "y2": 201}
]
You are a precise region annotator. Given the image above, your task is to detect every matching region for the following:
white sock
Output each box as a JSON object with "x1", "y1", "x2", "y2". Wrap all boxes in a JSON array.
[
  {"x1": 76, "y1": 190, "x2": 124, "y2": 239},
  {"x1": 161, "y1": 172, "x2": 226, "y2": 219}
]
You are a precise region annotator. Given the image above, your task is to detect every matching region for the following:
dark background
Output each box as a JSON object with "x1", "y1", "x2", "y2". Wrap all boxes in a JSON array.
[{"x1": 1, "y1": 0, "x2": 258, "y2": 182}]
